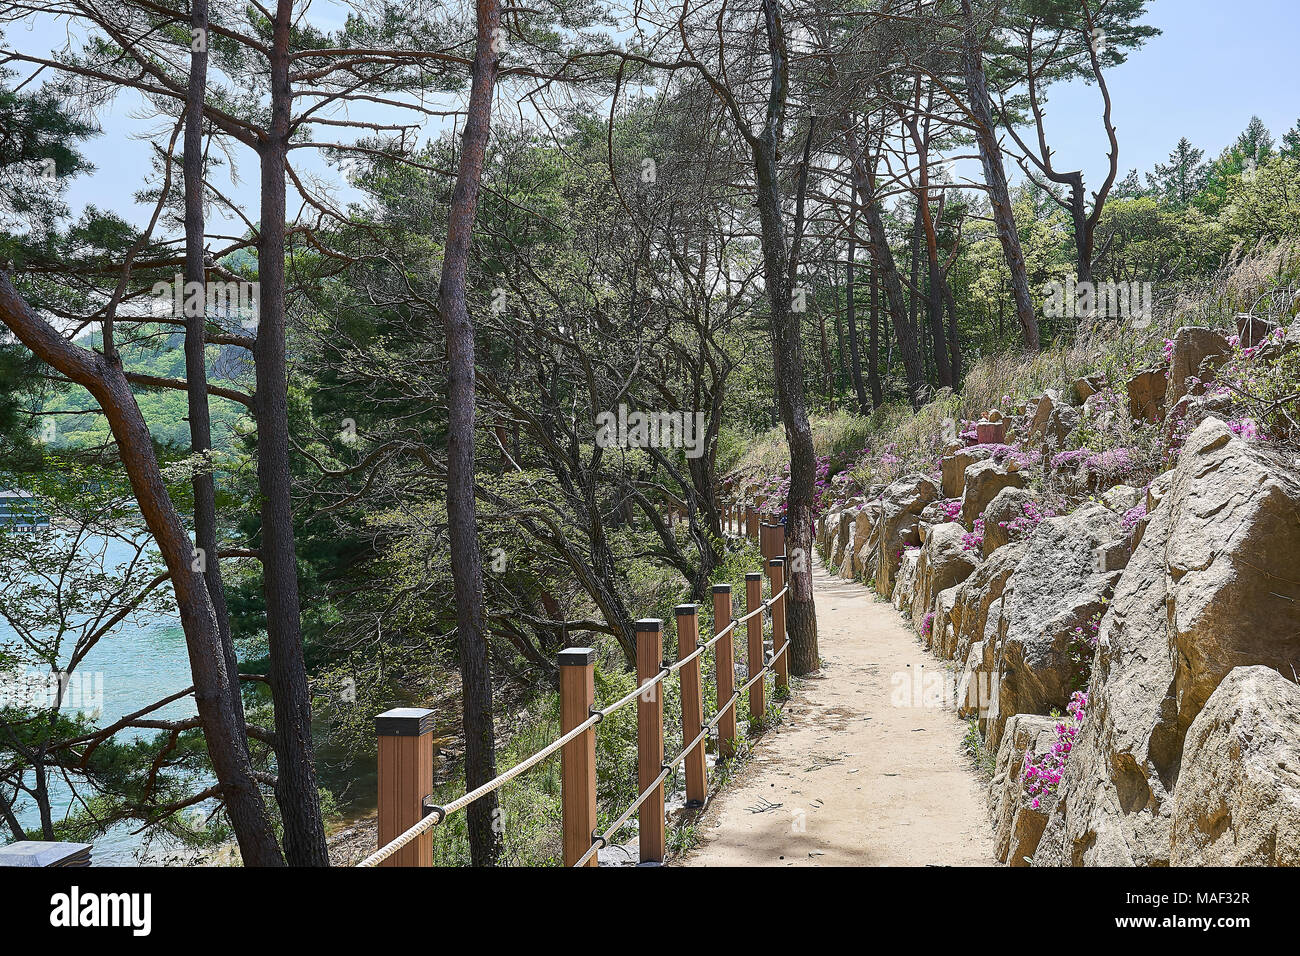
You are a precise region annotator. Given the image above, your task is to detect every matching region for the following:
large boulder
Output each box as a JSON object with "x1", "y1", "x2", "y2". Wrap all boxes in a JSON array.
[
  {"x1": 850, "y1": 505, "x2": 879, "y2": 581},
  {"x1": 1036, "y1": 419, "x2": 1300, "y2": 867},
  {"x1": 961, "y1": 460, "x2": 1027, "y2": 526},
  {"x1": 1072, "y1": 374, "x2": 1105, "y2": 405},
  {"x1": 910, "y1": 522, "x2": 979, "y2": 635},
  {"x1": 989, "y1": 504, "x2": 1121, "y2": 753},
  {"x1": 1040, "y1": 404, "x2": 1081, "y2": 457},
  {"x1": 1170, "y1": 666, "x2": 1300, "y2": 866},
  {"x1": 950, "y1": 539, "x2": 1028, "y2": 669},
  {"x1": 1237, "y1": 312, "x2": 1278, "y2": 348},
  {"x1": 990, "y1": 714, "x2": 1059, "y2": 865},
  {"x1": 1026, "y1": 390, "x2": 1062, "y2": 443},
  {"x1": 828, "y1": 510, "x2": 853, "y2": 569},
  {"x1": 1163, "y1": 422, "x2": 1300, "y2": 736},
  {"x1": 838, "y1": 521, "x2": 859, "y2": 580},
  {"x1": 1127, "y1": 367, "x2": 1168, "y2": 424},
  {"x1": 941, "y1": 446, "x2": 992, "y2": 499},
  {"x1": 981, "y1": 486, "x2": 1037, "y2": 557},
  {"x1": 874, "y1": 474, "x2": 941, "y2": 598},
  {"x1": 891, "y1": 549, "x2": 921, "y2": 614},
  {"x1": 1167, "y1": 326, "x2": 1231, "y2": 406}
]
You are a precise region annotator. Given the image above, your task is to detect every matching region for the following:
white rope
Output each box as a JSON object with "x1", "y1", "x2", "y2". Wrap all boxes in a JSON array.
[{"x1": 359, "y1": 579, "x2": 791, "y2": 867}]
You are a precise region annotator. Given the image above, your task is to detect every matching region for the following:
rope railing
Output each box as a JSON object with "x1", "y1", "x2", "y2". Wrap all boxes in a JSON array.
[{"x1": 360, "y1": 504, "x2": 790, "y2": 868}]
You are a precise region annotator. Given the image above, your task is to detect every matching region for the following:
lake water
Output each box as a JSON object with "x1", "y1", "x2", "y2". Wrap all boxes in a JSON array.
[{"x1": 1, "y1": 532, "x2": 197, "y2": 865}]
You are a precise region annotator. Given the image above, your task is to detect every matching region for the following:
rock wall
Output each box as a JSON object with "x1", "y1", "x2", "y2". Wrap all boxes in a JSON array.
[{"x1": 811, "y1": 403, "x2": 1300, "y2": 868}]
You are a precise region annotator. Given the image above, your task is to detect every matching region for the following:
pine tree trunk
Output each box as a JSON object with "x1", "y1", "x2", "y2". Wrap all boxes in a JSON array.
[
  {"x1": 184, "y1": 0, "x2": 241, "y2": 726},
  {"x1": 868, "y1": 262, "x2": 883, "y2": 406},
  {"x1": 255, "y1": 0, "x2": 328, "y2": 866},
  {"x1": 843, "y1": 126, "x2": 926, "y2": 404},
  {"x1": 845, "y1": 189, "x2": 870, "y2": 413},
  {"x1": 438, "y1": 0, "x2": 504, "y2": 866},
  {"x1": 755, "y1": 0, "x2": 818, "y2": 674},
  {"x1": 960, "y1": 0, "x2": 1040, "y2": 350}
]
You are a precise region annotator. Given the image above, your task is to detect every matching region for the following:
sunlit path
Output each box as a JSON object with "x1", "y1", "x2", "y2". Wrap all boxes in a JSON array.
[{"x1": 678, "y1": 554, "x2": 995, "y2": 867}]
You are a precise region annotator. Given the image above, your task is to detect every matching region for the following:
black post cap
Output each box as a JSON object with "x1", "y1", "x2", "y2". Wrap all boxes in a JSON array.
[
  {"x1": 745, "y1": 572, "x2": 762, "y2": 581},
  {"x1": 635, "y1": 618, "x2": 663, "y2": 631},
  {"x1": 711, "y1": 584, "x2": 732, "y2": 594},
  {"x1": 558, "y1": 647, "x2": 595, "y2": 667},
  {"x1": 674, "y1": 603, "x2": 698, "y2": 617},
  {"x1": 375, "y1": 707, "x2": 437, "y2": 737}
]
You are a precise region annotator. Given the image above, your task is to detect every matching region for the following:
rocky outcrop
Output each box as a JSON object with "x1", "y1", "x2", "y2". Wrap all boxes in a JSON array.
[
  {"x1": 1042, "y1": 404, "x2": 1081, "y2": 454},
  {"x1": 909, "y1": 522, "x2": 979, "y2": 634},
  {"x1": 1170, "y1": 666, "x2": 1300, "y2": 866},
  {"x1": 981, "y1": 486, "x2": 1036, "y2": 557},
  {"x1": 941, "y1": 446, "x2": 992, "y2": 499},
  {"x1": 950, "y1": 539, "x2": 1026, "y2": 668},
  {"x1": 1237, "y1": 313, "x2": 1278, "y2": 347},
  {"x1": 892, "y1": 549, "x2": 921, "y2": 614},
  {"x1": 874, "y1": 474, "x2": 940, "y2": 598},
  {"x1": 1036, "y1": 419, "x2": 1300, "y2": 867},
  {"x1": 989, "y1": 504, "x2": 1121, "y2": 753},
  {"x1": 961, "y1": 460, "x2": 1027, "y2": 526},
  {"x1": 1027, "y1": 390, "x2": 1061, "y2": 443},
  {"x1": 990, "y1": 715, "x2": 1059, "y2": 865},
  {"x1": 1127, "y1": 367, "x2": 1167, "y2": 424},
  {"x1": 850, "y1": 505, "x2": 879, "y2": 581},
  {"x1": 1167, "y1": 326, "x2": 1231, "y2": 406}
]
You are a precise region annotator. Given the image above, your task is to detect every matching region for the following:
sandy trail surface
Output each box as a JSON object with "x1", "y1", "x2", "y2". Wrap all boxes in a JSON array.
[{"x1": 678, "y1": 555, "x2": 996, "y2": 867}]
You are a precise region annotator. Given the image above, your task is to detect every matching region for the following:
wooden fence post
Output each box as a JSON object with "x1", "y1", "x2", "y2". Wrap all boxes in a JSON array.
[
  {"x1": 559, "y1": 647, "x2": 597, "y2": 867},
  {"x1": 770, "y1": 558, "x2": 789, "y2": 694},
  {"x1": 712, "y1": 585, "x2": 736, "y2": 759},
  {"x1": 635, "y1": 618, "x2": 665, "y2": 864},
  {"x1": 675, "y1": 604, "x2": 707, "y2": 806},
  {"x1": 745, "y1": 507, "x2": 758, "y2": 542},
  {"x1": 771, "y1": 522, "x2": 786, "y2": 561},
  {"x1": 375, "y1": 708, "x2": 435, "y2": 867},
  {"x1": 745, "y1": 572, "x2": 766, "y2": 722}
]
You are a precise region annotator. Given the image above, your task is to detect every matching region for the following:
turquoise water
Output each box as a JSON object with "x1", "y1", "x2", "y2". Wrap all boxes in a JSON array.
[{"x1": 1, "y1": 532, "x2": 197, "y2": 865}]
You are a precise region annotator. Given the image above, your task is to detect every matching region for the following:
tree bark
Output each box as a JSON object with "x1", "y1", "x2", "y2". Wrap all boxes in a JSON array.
[
  {"x1": 868, "y1": 261, "x2": 883, "y2": 407},
  {"x1": 0, "y1": 274, "x2": 284, "y2": 866},
  {"x1": 845, "y1": 188, "x2": 869, "y2": 413},
  {"x1": 959, "y1": 0, "x2": 1040, "y2": 351},
  {"x1": 184, "y1": 0, "x2": 241, "y2": 725},
  {"x1": 843, "y1": 123, "x2": 926, "y2": 404},
  {"x1": 753, "y1": 0, "x2": 817, "y2": 675},
  {"x1": 437, "y1": 0, "x2": 504, "y2": 866},
  {"x1": 254, "y1": 0, "x2": 328, "y2": 866}
]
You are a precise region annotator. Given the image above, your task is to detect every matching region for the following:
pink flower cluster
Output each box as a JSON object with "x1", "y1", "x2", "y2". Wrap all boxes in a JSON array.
[
  {"x1": 1022, "y1": 692, "x2": 1089, "y2": 811},
  {"x1": 1228, "y1": 418, "x2": 1262, "y2": 441},
  {"x1": 1050, "y1": 446, "x2": 1138, "y2": 478},
  {"x1": 921, "y1": 612, "x2": 935, "y2": 638},
  {"x1": 997, "y1": 501, "x2": 1056, "y2": 541},
  {"x1": 938, "y1": 498, "x2": 963, "y2": 522},
  {"x1": 1120, "y1": 501, "x2": 1148, "y2": 533},
  {"x1": 961, "y1": 518, "x2": 984, "y2": 553}
]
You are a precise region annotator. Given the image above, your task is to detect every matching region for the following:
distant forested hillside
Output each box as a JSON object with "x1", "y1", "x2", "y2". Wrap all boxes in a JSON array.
[{"x1": 42, "y1": 325, "x2": 248, "y2": 450}]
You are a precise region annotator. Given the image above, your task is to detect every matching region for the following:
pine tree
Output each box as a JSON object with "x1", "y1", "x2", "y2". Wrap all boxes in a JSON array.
[{"x1": 1146, "y1": 137, "x2": 1208, "y2": 207}]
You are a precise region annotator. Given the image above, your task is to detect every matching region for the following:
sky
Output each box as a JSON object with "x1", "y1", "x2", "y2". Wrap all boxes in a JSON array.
[
  {"x1": 1037, "y1": 0, "x2": 1299, "y2": 189},
  {"x1": 8, "y1": 0, "x2": 1300, "y2": 231}
]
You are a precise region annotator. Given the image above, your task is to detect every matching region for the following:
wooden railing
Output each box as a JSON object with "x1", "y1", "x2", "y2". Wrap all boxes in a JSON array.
[{"x1": 359, "y1": 501, "x2": 790, "y2": 867}]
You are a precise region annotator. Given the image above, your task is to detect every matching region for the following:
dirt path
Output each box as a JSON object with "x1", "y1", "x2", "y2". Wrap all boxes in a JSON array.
[{"x1": 678, "y1": 555, "x2": 996, "y2": 867}]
